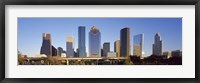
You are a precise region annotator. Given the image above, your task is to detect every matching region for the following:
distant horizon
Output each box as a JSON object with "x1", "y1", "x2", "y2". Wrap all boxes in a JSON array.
[{"x1": 18, "y1": 18, "x2": 182, "y2": 57}]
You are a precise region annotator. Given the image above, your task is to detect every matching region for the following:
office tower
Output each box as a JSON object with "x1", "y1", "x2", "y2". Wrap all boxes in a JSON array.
[
  {"x1": 57, "y1": 47, "x2": 63, "y2": 57},
  {"x1": 89, "y1": 26, "x2": 101, "y2": 57},
  {"x1": 103, "y1": 42, "x2": 110, "y2": 57},
  {"x1": 52, "y1": 45, "x2": 57, "y2": 57},
  {"x1": 114, "y1": 40, "x2": 120, "y2": 57},
  {"x1": 133, "y1": 34, "x2": 144, "y2": 57},
  {"x1": 152, "y1": 33, "x2": 163, "y2": 56},
  {"x1": 78, "y1": 26, "x2": 86, "y2": 57},
  {"x1": 40, "y1": 33, "x2": 52, "y2": 58},
  {"x1": 66, "y1": 36, "x2": 74, "y2": 57},
  {"x1": 120, "y1": 27, "x2": 130, "y2": 57}
]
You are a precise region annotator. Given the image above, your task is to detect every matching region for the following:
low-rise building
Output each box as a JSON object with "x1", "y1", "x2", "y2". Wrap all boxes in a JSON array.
[{"x1": 107, "y1": 51, "x2": 117, "y2": 57}]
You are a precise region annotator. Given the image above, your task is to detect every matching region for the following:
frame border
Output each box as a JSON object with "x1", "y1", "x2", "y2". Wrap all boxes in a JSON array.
[{"x1": 0, "y1": 0, "x2": 199, "y2": 83}]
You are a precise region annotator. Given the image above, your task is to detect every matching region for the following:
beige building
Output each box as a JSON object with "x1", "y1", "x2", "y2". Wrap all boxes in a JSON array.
[
  {"x1": 133, "y1": 44, "x2": 141, "y2": 57},
  {"x1": 107, "y1": 51, "x2": 117, "y2": 57},
  {"x1": 114, "y1": 40, "x2": 120, "y2": 57}
]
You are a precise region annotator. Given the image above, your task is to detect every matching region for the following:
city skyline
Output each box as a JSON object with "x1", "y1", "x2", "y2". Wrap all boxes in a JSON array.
[{"x1": 18, "y1": 18, "x2": 182, "y2": 57}]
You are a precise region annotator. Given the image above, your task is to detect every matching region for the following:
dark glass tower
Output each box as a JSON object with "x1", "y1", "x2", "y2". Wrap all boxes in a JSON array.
[
  {"x1": 40, "y1": 33, "x2": 52, "y2": 57},
  {"x1": 78, "y1": 26, "x2": 86, "y2": 57},
  {"x1": 120, "y1": 27, "x2": 130, "y2": 57}
]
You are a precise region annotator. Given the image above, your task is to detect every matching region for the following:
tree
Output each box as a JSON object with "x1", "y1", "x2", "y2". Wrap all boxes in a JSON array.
[{"x1": 125, "y1": 56, "x2": 133, "y2": 65}]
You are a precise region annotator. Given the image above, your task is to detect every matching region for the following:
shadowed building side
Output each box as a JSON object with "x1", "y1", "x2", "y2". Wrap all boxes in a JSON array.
[
  {"x1": 52, "y1": 46, "x2": 57, "y2": 57},
  {"x1": 57, "y1": 47, "x2": 63, "y2": 57},
  {"x1": 40, "y1": 33, "x2": 52, "y2": 58},
  {"x1": 120, "y1": 27, "x2": 130, "y2": 57}
]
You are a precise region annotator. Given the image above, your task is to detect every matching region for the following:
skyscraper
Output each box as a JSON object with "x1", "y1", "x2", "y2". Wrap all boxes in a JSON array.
[
  {"x1": 120, "y1": 27, "x2": 130, "y2": 57},
  {"x1": 40, "y1": 33, "x2": 52, "y2": 58},
  {"x1": 152, "y1": 33, "x2": 162, "y2": 56},
  {"x1": 103, "y1": 42, "x2": 110, "y2": 57},
  {"x1": 66, "y1": 36, "x2": 74, "y2": 57},
  {"x1": 78, "y1": 26, "x2": 86, "y2": 57},
  {"x1": 114, "y1": 40, "x2": 120, "y2": 57},
  {"x1": 57, "y1": 47, "x2": 63, "y2": 57},
  {"x1": 133, "y1": 34, "x2": 144, "y2": 57},
  {"x1": 89, "y1": 26, "x2": 101, "y2": 57}
]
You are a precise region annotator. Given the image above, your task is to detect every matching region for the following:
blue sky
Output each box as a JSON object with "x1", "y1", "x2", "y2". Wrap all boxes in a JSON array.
[{"x1": 18, "y1": 18, "x2": 182, "y2": 57}]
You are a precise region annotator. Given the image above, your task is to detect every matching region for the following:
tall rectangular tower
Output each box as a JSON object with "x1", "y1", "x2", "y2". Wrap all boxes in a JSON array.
[
  {"x1": 66, "y1": 36, "x2": 74, "y2": 57},
  {"x1": 103, "y1": 42, "x2": 110, "y2": 57},
  {"x1": 114, "y1": 40, "x2": 120, "y2": 57},
  {"x1": 78, "y1": 26, "x2": 86, "y2": 57},
  {"x1": 133, "y1": 34, "x2": 144, "y2": 57},
  {"x1": 120, "y1": 27, "x2": 130, "y2": 57}
]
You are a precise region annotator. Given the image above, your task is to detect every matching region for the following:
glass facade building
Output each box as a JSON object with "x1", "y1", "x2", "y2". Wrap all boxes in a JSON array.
[
  {"x1": 89, "y1": 26, "x2": 101, "y2": 57},
  {"x1": 78, "y1": 26, "x2": 86, "y2": 57},
  {"x1": 133, "y1": 34, "x2": 144, "y2": 57}
]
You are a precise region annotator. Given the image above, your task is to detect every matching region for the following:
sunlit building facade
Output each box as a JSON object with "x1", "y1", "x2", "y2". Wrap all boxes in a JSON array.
[
  {"x1": 114, "y1": 40, "x2": 120, "y2": 57},
  {"x1": 89, "y1": 26, "x2": 101, "y2": 57},
  {"x1": 133, "y1": 34, "x2": 144, "y2": 57}
]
